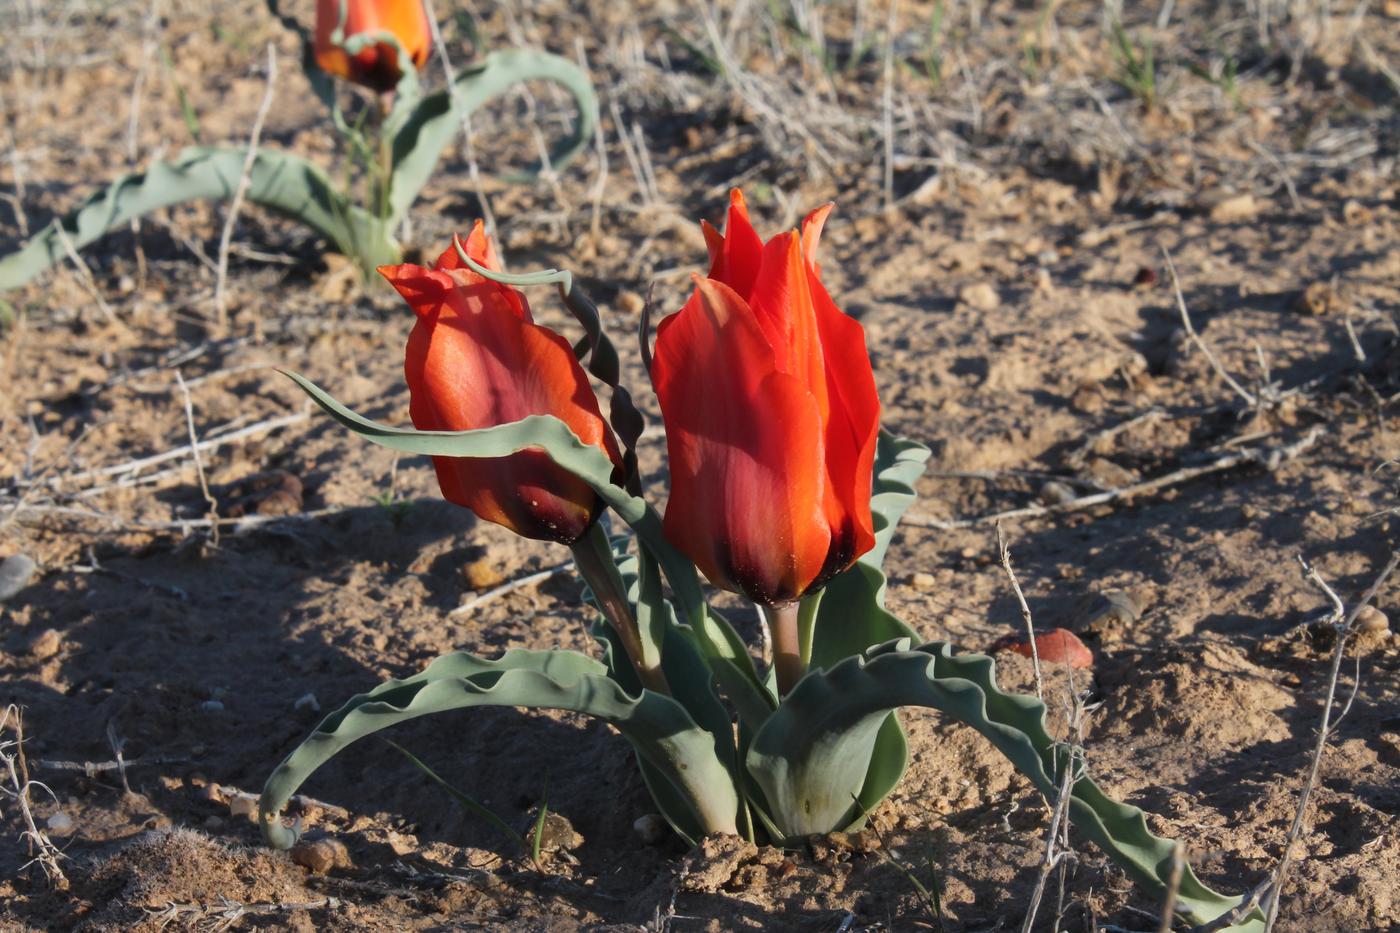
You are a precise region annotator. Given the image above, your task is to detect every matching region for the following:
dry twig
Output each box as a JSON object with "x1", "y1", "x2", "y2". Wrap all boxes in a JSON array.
[
  {"x1": 1256, "y1": 554, "x2": 1399, "y2": 930},
  {"x1": 422, "y1": 0, "x2": 496, "y2": 234},
  {"x1": 1161, "y1": 246, "x2": 1257, "y2": 409},
  {"x1": 214, "y1": 43, "x2": 277, "y2": 327},
  {"x1": 1020, "y1": 680, "x2": 1088, "y2": 933},
  {"x1": 907, "y1": 428, "x2": 1324, "y2": 530},
  {"x1": 1195, "y1": 552, "x2": 1399, "y2": 933},
  {"x1": 174, "y1": 370, "x2": 220, "y2": 545},
  {"x1": 996, "y1": 524, "x2": 1043, "y2": 699},
  {"x1": 0, "y1": 706, "x2": 68, "y2": 887}
]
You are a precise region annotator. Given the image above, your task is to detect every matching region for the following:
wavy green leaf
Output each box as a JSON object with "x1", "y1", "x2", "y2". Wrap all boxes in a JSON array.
[
  {"x1": 810, "y1": 429, "x2": 930, "y2": 669},
  {"x1": 807, "y1": 430, "x2": 929, "y2": 831},
  {"x1": 283, "y1": 371, "x2": 775, "y2": 731},
  {"x1": 0, "y1": 147, "x2": 395, "y2": 292},
  {"x1": 388, "y1": 50, "x2": 597, "y2": 222},
  {"x1": 258, "y1": 648, "x2": 740, "y2": 849},
  {"x1": 746, "y1": 640, "x2": 1262, "y2": 931}
]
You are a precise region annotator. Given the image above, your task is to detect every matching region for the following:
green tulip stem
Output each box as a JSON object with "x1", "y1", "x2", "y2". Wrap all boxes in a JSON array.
[
  {"x1": 762, "y1": 602, "x2": 804, "y2": 697},
  {"x1": 375, "y1": 96, "x2": 394, "y2": 220},
  {"x1": 571, "y1": 530, "x2": 670, "y2": 696}
]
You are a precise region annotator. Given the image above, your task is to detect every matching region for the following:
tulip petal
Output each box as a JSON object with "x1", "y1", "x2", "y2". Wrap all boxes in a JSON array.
[
  {"x1": 747, "y1": 226, "x2": 878, "y2": 584},
  {"x1": 806, "y1": 263, "x2": 880, "y2": 569},
  {"x1": 746, "y1": 231, "x2": 829, "y2": 422},
  {"x1": 314, "y1": 0, "x2": 432, "y2": 92},
  {"x1": 426, "y1": 221, "x2": 528, "y2": 320},
  {"x1": 654, "y1": 277, "x2": 830, "y2": 604},
  {"x1": 706, "y1": 189, "x2": 764, "y2": 301},
  {"x1": 379, "y1": 258, "x2": 620, "y2": 543},
  {"x1": 800, "y1": 202, "x2": 833, "y2": 273}
]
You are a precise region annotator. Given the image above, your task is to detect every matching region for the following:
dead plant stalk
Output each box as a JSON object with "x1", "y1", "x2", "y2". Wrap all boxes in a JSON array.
[
  {"x1": 996, "y1": 524, "x2": 1043, "y2": 699},
  {"x1": 0, "y1": 706, "x2": 67, "y2": 887},
  {"x1": 1257, "y1": 553, "x2": 1399, "y2": 930},
  {"x1": 214, "y1": 43, "x2": 277, "y2": 327}
]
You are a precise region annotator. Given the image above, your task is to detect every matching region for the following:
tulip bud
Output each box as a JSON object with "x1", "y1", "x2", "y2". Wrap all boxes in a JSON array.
[
  {"x1": 379, "y1": 224, "x2": 622, "y2": 544},
  {"x1": 653, "y1": 190, "x2": 880, "y2": 606},
  {"x1": 315, "y1": 0, "x2": 432, "y2": 93}
]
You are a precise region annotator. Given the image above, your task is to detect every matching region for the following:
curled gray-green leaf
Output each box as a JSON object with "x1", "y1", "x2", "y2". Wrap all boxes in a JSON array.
[
  {"x1": 0, "y1": 147, "x2": 394, "y2": 292},
  {"x1": 388, "y1": 50, "x2": 598, "y2": 221},
  {"x1": 284, "y1": 371, "x2": 774, "y2": 729},
  {"x1": 746, "y1": 641, "x2": 1262, "y2": 931},
  {"x1": 258, "y1": 648, "x2": 740, "y2": 849}
]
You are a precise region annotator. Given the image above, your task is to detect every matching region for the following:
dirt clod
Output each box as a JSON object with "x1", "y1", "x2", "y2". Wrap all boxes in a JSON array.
[
  {"x1": 463, "y1": 559, "x2": 506, "y2": 591},
  {"x1": 958, "y1": 282, "x2": 1000, "y2": 312},
  {"x1": 290, "y1": 836, "x2": 351, "y2": 875},
  {"x1": 24, "y1": 628, "x2": 61, "y2": 659},
  {"x1": 1293, "y1": 280, "x2": 1342, "y2": 316}
]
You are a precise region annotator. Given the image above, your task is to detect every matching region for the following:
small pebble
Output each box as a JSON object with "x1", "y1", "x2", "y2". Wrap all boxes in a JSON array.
[
  {"x1": 1070, "y1": 384, "x2": 1104, "y2": 414},
  {"x1": 1209, "y1": 193, "x2": 1258, "y2": 223},
  {"x1": 616, "y1": 290, "x2": 646, "y2": 315},
  {"x1": 910, "y1": 572, "x2": 937, "y2": 590},
  {"x1": 0, "y1": 555, "x2": 37, "y2": 602},
  {"x1": 387, "y1": 831, "x2": 417, "y2": 856},
  {"x1": 1086, "y1": 458, "x2": 1136, "y2": 489},
  {"x1": 527, "y1": 810, "x2": 583, "y2": 853},
  {"x1": 200, "y1": 700, "x2": 225, "y2": 713},
  {"x1": 46, "y1": 811, "x2": 74, "y2": 835},
  {"x1": 1355, "y1": 606, "x2": 1389, "y2": 636},
  {"x1": 1078, "y1": 590, "x2": 1143, "y2": 644},
  {"x1": 198, "y1": 783, "x2": 224, "y2": 804},
  {"x1": 1038, "y1": 481, "x2": 1078, "y2": 506},
  {"x1": 25, "y1": 629, "x2": 62, "y2": 660},
  {"x1": 203, "y1": 815, "x2": 225, "y2": 831},
  {"x1": 1341, "y1": 200, "x2": 1373, "y2": 226},
  {"x1": 633, "y1": 813, "x2": 667, "y2": 845},
  {"x1": 228, "y1": 795, "x2": 257, "y2": 819},
  {"x1": 958, "y1": 282, "x2": 1000, "y2": 312},
  {"x1": 294, "y1": 693, "x2": 321, "y2": 713}
]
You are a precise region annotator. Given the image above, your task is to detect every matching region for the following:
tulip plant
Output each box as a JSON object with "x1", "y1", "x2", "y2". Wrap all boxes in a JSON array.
[
  {"x1": 258, "y1": 192, "x2": 1264, "y2": 932},
  {"x1": 0, "y1": 0, "x2": 595, "y2": 291}
]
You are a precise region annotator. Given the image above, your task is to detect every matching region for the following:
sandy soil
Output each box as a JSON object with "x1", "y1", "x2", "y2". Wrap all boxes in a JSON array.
[{"x1": 1, "y1": 0, "x2": 1398, "y2": 930}]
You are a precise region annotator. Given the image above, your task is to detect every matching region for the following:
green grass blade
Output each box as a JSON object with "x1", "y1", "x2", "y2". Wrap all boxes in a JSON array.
[{"x1": 383, "y1": 739, "x2": 526, "y2": 850}]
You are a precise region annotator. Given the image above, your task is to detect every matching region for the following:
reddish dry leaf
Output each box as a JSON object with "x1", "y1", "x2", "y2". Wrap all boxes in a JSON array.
[{"x1": 993, "y1": 628, "x2": 1094, "y2": 669}]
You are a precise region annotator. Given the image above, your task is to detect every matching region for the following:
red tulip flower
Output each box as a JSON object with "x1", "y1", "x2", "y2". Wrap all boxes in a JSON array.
[
  {"x1": 315, "y1": 0, "x2": 432, "y2": 93},
  {"x1": 653, "y1": 190, "x2": 881, "y2": 607},
  {"x1": 379, "y1": 223, "x2": 622, "y2": 545}
]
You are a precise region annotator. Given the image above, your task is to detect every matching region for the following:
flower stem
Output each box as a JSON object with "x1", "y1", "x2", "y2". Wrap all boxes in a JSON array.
[
  {"x1": 376, "y1": 94, "x2": 394, "y2": 220},
  {"x1": 763, "y1": 602, "x2": 804, "y2": 697},
  {"x1": 570, "y1": 530, "x2": 670, "y2": 696}
]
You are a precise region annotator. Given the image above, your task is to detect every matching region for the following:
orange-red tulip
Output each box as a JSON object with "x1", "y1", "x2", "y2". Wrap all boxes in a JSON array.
[
  {"x1": 315, "y1": 0, "x2": 432, "y2": 93},
  {"x1": 379, "y1": 223, "x2": 621, "y2": 544},
  {"x1": 653, "y1": 190, "x2": 881, "y2": 605}
]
